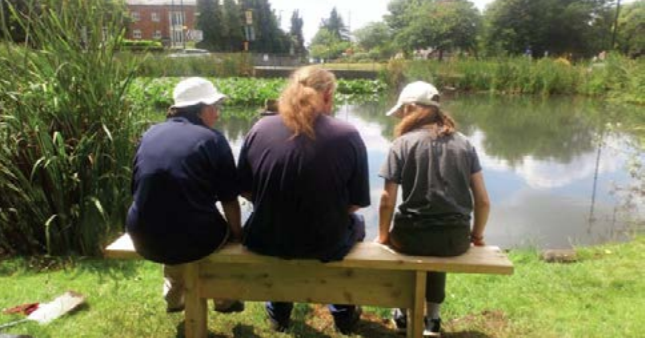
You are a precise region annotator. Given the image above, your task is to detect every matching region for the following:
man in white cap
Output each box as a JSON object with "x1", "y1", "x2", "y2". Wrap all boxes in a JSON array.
[{"x1": 126, "y1": 77, "x2": 243, "y2": 314}]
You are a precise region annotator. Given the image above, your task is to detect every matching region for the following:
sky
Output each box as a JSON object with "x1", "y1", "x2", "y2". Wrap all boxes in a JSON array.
[
  {"x1": 269, "y1": 0, "x2": 494, "y2": 44},
  {"x1": 268, "y1": 0, "x2": 630, "y2": 45}
]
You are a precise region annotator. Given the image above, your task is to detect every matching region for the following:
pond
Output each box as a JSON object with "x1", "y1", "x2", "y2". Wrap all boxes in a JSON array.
[{"x1": 216, "y1": 95, "x2": 644, "y2": 250}]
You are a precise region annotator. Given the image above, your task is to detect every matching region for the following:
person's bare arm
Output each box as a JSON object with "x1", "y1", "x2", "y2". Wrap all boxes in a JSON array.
[
  {"x1": 470, "y1": 172, "x2": 490, "y2": 246},
  {"x1": 221, "y1": 200, "x2": 242, "y2": 242},
  {"x1": 376, "y1": 180, "x2": 398, "y2": 244}
]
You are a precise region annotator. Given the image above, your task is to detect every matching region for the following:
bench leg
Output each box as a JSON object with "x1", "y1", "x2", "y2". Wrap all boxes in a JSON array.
[
  {"x1": 184, "y1": 262, "x2": 207, "y2": 338},
  {"x1": 407, "y1": 271, "x2": 427, "y2": 338}
]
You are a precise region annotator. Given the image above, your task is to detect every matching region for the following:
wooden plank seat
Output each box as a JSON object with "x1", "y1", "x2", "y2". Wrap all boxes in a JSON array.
[{"x1": 105, "y1": 234, "x2": 513, "y2": 338}]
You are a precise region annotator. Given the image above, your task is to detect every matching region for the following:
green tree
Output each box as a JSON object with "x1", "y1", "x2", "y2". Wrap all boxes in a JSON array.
[
  {"x1": 289, "y1": 10, "x2": 306, "y2": 55},
  {"x1": 309, "y1": 28, "x2": 351, "y2": 60},
  {"x1": 389, "y1": 0, "x2": 481, "y2": 59},
  {"x1": 239, "y1": 0, "x2": 290, "y2": 53},
  {"x1": 483, "y1": 0, "x2": 615, "y2": 57},
  {"x1": 221, "y1": 0, "x2": 244, "y2": 51},
  {"x1": 353, "y1": 22, "x2": 395, "y2": 59},
  {"x1": 385, "y1": 0, "x2": 422, "y2": 32},
  {"x1": 321, "y1": 7, "x2": 349, "y2": 41},
  {"x1": 617, "y1": 0, "x2": 645, "y2": 57},
  {"x1": 196, "y1": 0, "x2": 224, "y2": 51}
]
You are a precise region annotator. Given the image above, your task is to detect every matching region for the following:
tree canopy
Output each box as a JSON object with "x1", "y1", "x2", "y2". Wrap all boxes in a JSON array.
[
  {"x1": 617, "y1": 0, "x2": 645, "y2": 57},
  {"x1": 195, "y1": 0, "x2": 291, "y2": 53},
  {"x1": 386, "y1": 0, "x2": 481, "y2": 58},
  {"x1": 309, "y1": 28, "x2": 351, "y2": 60},
  {"x1": 289, "y1": 10, "x2": 306, "y2": 55},
  {"x1": 483, "y1": 0, "x2": 615, "y2": 57},
  {"x1": 320, "y1": 7, "x2": 350, "y2": 41},
  {"x1": 239, "y1": 0, "x2": 289, "y2": 53},
  {"x1": 353, "y1": 22, "x2": 395, "y2": 58},
  {"x1": 196, "y1": 0, "x2": 225, "y2": 51},
  {"x1": 220, "y1": 0, "x2": 244, "y2": 51},
  {"x1": 309, "y1": 8, "x2": 351, "y2": 59}
]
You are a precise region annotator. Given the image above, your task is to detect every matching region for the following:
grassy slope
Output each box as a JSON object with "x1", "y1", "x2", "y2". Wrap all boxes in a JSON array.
[{"x1": 0, "y1": 237, "x2": 643, "y2": 338}]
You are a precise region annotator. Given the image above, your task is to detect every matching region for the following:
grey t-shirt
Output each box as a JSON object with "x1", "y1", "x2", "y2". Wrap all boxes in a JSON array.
[{"x1": 379, "y1": 128, "x2": 481, "y2": 218}]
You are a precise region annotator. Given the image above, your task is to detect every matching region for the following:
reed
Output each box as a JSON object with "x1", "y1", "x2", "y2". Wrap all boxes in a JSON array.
[
  {"x1": 387, "y1": 55, "x2": 645, "y2": 104},
  {"x1": 118, "y1": 52, "x2": 255, "y2": 78},
  {"x1": 0, "y1": 0, "x2": 141, "y2": 255}
]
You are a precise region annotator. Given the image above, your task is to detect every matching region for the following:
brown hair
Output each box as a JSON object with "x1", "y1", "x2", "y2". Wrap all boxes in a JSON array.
[
  {"x1": 278, "y1": 66, "x2": 337, "y2": 139},
  {"x1": 166, "y1": 103, "x2": 206, "y2": 118},
  {"x1": 394, "y1": 103, "x2": 456, "y2": 138}
]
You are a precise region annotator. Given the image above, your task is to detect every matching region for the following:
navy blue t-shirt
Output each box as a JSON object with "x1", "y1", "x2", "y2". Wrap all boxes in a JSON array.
[
  {"x1": 126, "y1": 114, "x2": 238, "y2": 265},
  {"x1": 237, "y1": 114, "x2": 370, "y2": 260}
]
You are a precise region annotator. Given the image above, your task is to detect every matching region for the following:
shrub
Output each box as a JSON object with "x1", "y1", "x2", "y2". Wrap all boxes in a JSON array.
[{"x1": 0, "y1": 0, "x2": 141, "y2": 255}]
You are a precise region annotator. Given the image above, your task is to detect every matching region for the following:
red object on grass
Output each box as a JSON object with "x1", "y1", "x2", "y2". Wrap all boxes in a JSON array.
[{"x1": 2, "y1": 303, "x2": 40, "y2": 315}]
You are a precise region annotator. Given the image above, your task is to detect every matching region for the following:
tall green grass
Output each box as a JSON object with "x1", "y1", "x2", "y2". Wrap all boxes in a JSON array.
[
  {"x1": 386, "y1": 55, "x2": 645, "y2": 104},
  {"x1": 0, "y1": 0, "x2": 141, "y2": 255},
  {"x1": 118, "y1": 52, "x2": 255, "y2": 78}
]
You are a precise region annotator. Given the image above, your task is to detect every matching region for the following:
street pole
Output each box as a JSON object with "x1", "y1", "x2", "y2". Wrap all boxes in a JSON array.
[
  {"x1": 171, "y1": 0, "x2": 175, "y2": 48},
  {"x1": 611, "y1": 0, "x2": 621, "y2": 50},
  {"x1": 181, "y1": 0, "x2": 186, "y2": 50}
]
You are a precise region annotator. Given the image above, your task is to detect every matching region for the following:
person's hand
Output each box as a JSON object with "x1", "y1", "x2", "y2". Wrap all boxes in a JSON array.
[
  {"x1": 374, "y1": 235, "x2": 389, "y2": 245},
  {"x1": 470, "y1": 233, "x2": 485, "y2": 247}
]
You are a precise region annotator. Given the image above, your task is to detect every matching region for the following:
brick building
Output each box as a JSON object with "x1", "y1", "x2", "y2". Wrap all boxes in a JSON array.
[{"x1": 126, "y1": 0, "x2": 197, "y2": 48}]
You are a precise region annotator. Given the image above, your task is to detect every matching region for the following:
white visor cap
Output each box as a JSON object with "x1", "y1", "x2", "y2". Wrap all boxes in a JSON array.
[
  {"x1": 386, "y1": 81, "x2": 440, "y2": 116},
  {"x1": 171, "y1": 77, "x2": 226, "y2": 108}
]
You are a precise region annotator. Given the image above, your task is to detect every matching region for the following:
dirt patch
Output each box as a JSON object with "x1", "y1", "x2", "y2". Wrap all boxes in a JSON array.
[
  {"x1": 443, "y1": 310, "x2": 519, "y2": 338},
  {"x1": 305, "y1": 304, "x2": 397, "y2": 337},
  {"x1": 304, "y1": 306, "x2": 519, "y2": 338}
]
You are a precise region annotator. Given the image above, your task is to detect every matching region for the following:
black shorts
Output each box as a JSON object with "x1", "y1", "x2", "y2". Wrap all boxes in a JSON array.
[{"x1": 389, "y1": 213, "x2": 470, "y2": 257}]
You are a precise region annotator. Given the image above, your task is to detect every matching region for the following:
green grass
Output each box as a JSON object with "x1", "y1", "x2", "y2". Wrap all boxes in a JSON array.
[{"x1": 1, "y1": 237, "x2": 644, "y2": 337}]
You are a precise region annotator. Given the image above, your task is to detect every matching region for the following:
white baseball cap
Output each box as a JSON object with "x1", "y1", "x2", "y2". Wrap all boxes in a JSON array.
[
  {"x1": 171, "y1": 77, "x2": 226, "y2": 108},
  {"x1": 386, "y1": 81, "x2": 440, "y2": 116}
]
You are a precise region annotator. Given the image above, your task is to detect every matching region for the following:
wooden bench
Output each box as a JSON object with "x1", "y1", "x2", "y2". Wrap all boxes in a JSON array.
[{"x1": 105, "y1": 234, "x2": 513, "y2": 338}]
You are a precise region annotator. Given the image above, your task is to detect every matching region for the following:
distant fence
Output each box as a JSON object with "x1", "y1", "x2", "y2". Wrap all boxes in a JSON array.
[
  {"x1": 251, "y1": 54, "x2": 308, "y2": 67},
  {"x1": 254, "y1": 66, "x2": 379, "y2": 80}
]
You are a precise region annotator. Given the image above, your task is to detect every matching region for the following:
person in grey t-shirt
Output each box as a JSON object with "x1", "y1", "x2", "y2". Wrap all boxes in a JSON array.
[{"x1": 376, "y1": 81, "x2": 491, "y2": 337}]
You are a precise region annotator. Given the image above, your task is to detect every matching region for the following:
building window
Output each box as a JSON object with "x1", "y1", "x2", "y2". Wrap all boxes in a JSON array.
[
  {"x1": 153, "y1": 30, "x2": 162, "y2": 40},
  {"x1": 133, "y1": 29, "x2": 142, "y2": 39},
  {"x1": 131, "y1": 11, "x2": 140, "y2": 22},
  {"x1": 151, "y1": 12, "x2": 160, "y2": 22},
  {"x1": 170, "y1": 11, "x2": 185, "y2": 26}
]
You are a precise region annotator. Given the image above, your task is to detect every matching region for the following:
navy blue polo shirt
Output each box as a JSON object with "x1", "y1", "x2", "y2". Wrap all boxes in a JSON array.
[
  {"x1": 237, "y1": 114, "x2": 370, "y2": 260},
  {"x1": 126, "y1": 114, "x2": 238, "y2": 265}
]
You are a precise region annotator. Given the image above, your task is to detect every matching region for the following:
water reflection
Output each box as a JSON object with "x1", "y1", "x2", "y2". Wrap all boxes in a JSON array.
[{"x1": 219, "y1": 96, "x2": 643, "y2": 249}]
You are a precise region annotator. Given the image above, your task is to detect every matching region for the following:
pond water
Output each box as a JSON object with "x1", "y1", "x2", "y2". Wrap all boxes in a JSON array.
[{"x1": 217, "y1": 95, "x2": 644, "y2": 250}]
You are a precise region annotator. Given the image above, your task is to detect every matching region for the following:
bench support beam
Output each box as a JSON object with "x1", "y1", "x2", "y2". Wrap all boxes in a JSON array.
[
  {"x1": 184, "y1": 262, "x2": 207, "y2": 338},
  {"x1": 408, "y1": 271, "x2": 427, "y2": 338}
]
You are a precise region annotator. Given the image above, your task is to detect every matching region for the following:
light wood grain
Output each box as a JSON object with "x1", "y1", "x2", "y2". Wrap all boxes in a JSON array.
[
  {"x1": 105, "y1": 234, "x2": 514, "y2": 275},
  {"x1": 105, "y1": 233, "x2": 514, "y2": 338},
  {"x1": 408, "y1": 271, "x2": 426, "y2": 338},
  {"x1": 184, "y1": 263, "x2": 207, "y2": 338},
  {"x1": 199, "y1": 263, "x2": 416, "y2": 308}
]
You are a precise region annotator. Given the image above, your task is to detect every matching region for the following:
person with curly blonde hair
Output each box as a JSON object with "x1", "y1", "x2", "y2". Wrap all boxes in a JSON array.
[{"x1": 238, "y1": 66, "x2": 370, "y2": 334}]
